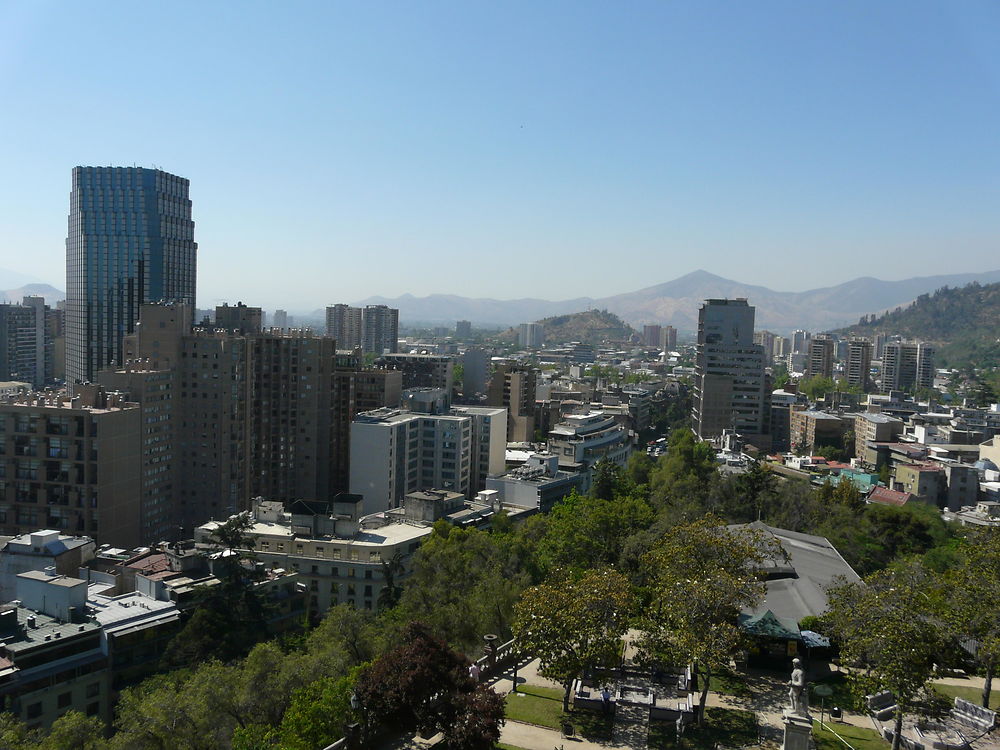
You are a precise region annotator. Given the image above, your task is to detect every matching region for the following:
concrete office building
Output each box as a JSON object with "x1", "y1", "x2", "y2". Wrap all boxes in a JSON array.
[
  {"x1": 691, "y1": 299, "x2": 770, "y2": 448},
  {"x1": 214, "y1": 302, "x2": 262, "y2": 334},
  {"x1": 326, "y1": 304, "x2": 363, "y2": 349},
  {"x1": 0, "y1": 387, "x2": 144, "y2": 548},
  {"x1": 455, "y1": 320, "x2": 472, "y2": 339},
  {"x1": 66, "y1": 167, "x2": 196, "y2": 385},
  {"x1": 882, "y1": 342, "x2": 935, "y2": 392},
  {"x1": 361, "y1": 305, "x2": 398, "y2": 354},
  {"x1": 846, "y1": 337, "x2": 874, "y2": 392},
  {"x1": 488, "y1": 361, "x2": 537, "y2": 442},
  {"x1": 806, "y1": 335, "x2": 835, "y2": 379}
]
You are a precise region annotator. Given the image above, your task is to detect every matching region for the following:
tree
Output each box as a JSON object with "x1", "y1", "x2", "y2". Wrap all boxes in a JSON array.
[
  {"x1": 162, "y1": 512, "x2": 271, "y2": 666},
  {"x1": 798, "y1": 375, "x2": 836, "y2": 401},
  {"x1": 735, "y1": 458, "x2": 777, "y2": 521},
  {"x1": 274, "y1": 668, "x2": 362, "y2": 750},
  {"x1": 944, "y1": 529, "x2": 1000, "y2": 707},
  {"x1": 37, "y1": 712, "x2": 105, "y2": 750},
  {"x1": 637, "y1": 517, "x2": 782, "y2": 726},
  {"x1": 827, "y1": 559, "x2": 944, "y2": 750},
  {"x1": 513, "y1": 568, "x2": 632, "y2": 710},
  {"x1": 530, "y1": 490, "x2": 654, "y2": 576},
  {"x1": 353, "y1": 622, "x2": 504, "y2": 745},
  {"x1": 397, "y1": 523, "x2": 529, "y2": 652}
]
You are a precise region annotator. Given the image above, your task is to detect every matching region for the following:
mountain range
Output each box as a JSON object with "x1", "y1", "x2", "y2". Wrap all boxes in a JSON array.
[
  {"x1": 0, "y1": 283, "x2": 65, "y2": 306},
  {"x1": 357, "y1": 269, "x2": 1000, "y2": 333}
]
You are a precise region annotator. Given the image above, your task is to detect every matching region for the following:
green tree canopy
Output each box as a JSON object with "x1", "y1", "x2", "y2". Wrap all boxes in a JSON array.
[
  {"x1": 827, "y1": 559, "x2": 945, "y2": 750},
  {"x1": 513, "y1": 567, "x2": 633, "y2": 710},
  {"x1": 637, "y1": 516, "x2": 782, "y2": 725}
]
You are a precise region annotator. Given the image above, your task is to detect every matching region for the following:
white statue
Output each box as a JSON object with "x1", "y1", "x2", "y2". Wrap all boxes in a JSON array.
[{"x1": 788, "y1": 658, "x2": 808, "y2": 716}]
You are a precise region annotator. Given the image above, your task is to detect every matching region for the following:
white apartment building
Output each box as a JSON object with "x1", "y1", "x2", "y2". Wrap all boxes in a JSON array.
[{"x1": 350, "y1": 406, "x2": 506, "y2": 515}]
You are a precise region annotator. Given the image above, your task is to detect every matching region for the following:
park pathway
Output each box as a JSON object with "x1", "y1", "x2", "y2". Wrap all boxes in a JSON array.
[{"x1": 611, "y1": 701, "x2": 650, "y2": 749}]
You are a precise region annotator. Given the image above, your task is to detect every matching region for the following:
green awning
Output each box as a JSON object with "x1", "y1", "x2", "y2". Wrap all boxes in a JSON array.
[{"x1": 739, "y1": 609, "x2": 801, "y2": 640}]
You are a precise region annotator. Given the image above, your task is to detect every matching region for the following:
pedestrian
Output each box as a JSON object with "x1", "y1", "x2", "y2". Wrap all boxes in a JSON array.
[
  {"x1": 601, "y1": 686, "x2": 611, "y2": 714},
  {"x1": 469, "y1": 662, "x2": 480, "y2": 683}
]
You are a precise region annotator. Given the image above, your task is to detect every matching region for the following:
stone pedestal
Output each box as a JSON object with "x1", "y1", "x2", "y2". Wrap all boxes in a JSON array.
[{"x1": 782, "y1": 710, "x2": 813, "y2": 750}]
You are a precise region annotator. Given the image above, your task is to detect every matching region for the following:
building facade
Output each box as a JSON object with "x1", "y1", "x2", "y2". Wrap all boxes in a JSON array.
[
  {"x1": 66, "y1": 167, "x2": 197, "y2": 384},
  {"x1": 882, "y1": 342, "x2": 935, "y2": 392},
  {"x1": 325, "y1": 304, "x2": 363, "y2": 350},
  {"x1": 361, "y1": 305, "x2": 398, "y2": 354},
  {"x1": 0, "y1": 387, "x2": 144, "y2": 547},
  {"x1": 845, "y1": 337, "x2": 873, "y2": 392},
  {"x1": 691, "y1": 299, "x2": 770, "y2": 448},
  {"x1": 805, "y1": 335, "x2": 835, "y2": 380}
]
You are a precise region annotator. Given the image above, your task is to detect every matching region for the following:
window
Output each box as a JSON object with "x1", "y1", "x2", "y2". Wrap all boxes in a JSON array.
[
  {"x1": 85, "y1": 683, "x2": 100, "y2": 698},
  {"x1": 26, "y1": 703, "x2": 41, "y2": 719},
  {"x1": 58, "y1": 692, "x2": 72, "y2": 709}
]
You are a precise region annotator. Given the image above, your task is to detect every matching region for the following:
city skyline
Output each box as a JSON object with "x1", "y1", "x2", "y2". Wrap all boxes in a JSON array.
[{"x1": 2, "y1": 2, "x2": 1000, "y2": 308}]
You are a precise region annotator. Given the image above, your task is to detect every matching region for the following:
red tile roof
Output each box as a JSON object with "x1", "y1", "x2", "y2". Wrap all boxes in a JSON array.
[{"x1": 867, "y1": 486, "x2": 912, "y2": 507}]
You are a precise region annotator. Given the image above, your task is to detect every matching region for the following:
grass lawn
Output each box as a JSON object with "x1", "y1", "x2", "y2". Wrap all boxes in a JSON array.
[
  {"x1": 503, "y1": 683, "x2": 614, "y2": 741},
  {"x1": 709, "y1": 670, "x2": 752, "y2": 698},
  {"x1": 933, "y1": 683, "x2": 1000, "y2": 710},
  {"x1": 811, "y1": 673, "x2": 865, "y2": 712},
  {"x1": 813, "y1": 720, "x2": 888, "y2": 750},
  {"x1": 647, "y1": 707, "x2": 758, "y2": 750}
]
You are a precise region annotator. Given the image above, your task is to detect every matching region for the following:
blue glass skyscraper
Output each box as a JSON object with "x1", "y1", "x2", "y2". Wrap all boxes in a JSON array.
[{"x1": 65, "y1": 166, "x2": 197, "y2": 384}]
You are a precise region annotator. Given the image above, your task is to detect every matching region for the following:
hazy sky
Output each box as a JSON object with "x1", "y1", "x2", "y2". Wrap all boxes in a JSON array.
[{"x1": 1, "y1": 1, "x2": 999, "y2": 310}]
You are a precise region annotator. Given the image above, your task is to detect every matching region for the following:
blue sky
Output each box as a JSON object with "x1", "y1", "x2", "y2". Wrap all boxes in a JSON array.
[{"x1": 1, "y1": 1, "x2": 999, "y2": 310}]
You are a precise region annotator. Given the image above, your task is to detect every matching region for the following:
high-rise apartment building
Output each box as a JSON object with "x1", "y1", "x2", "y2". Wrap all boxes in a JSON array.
[
  {"x1": 326, "y1": 304, "x2": 363, "y2": 349},
  {"x1": 660, "y1": 325, "x2": 678, "y2": 352},
  {"x1": 455, "y1": 320, "x2": 472, "y2": 339},
  {"x1": 642, "y1": 325, "x2": 662, "y2": 348},
  {"x1": 0, "y1": 297, "x2": 51, "y2": 388},
  {"x1": 753, "y1": 330, "x2": 777, "y2": 360},
  {"x1": 0, "y1": 386, "x2": 144, "y2": 547},
  {"x1": 882, "y1": 342, "x2": 935, "y2": 393},
  {"x1": 66, "y1": 167, "x2": 196, "y2": 385},
  {"x1": 691, "y1": 299, "x2": 770, "y2": 447},
  {"x1": 361, "y1": 305, "x2": 398, "y2": 354},
  {"x1": 461, "y1": 347, "x2": 490, "y2": 397},
  {"x1": 806, "y1": 335, "x2": 835, "y2": 379},
  {"x1": 517, "y1": 323, "x2": 545, "y2": 349},
  {"x1": 791, "y1": 330, "x2": 810, "y2": 354},
  {"x1": 845, "y1": 337, "x2": 874, "y2": 392},
  {"x1": 272, "y1": 310, "x2": 288, "y2": 330},
  {"x1": 487, "y1": 361, "x2": 538, "y2": 442}
]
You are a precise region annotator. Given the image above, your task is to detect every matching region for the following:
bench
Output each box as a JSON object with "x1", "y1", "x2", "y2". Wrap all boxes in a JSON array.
[
  {"x1": 867, "y1": 691, "x2": 898, "y2": 722},
  {"x1": 951, "y1": 698, "x2": 995, "y2": 733}
]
